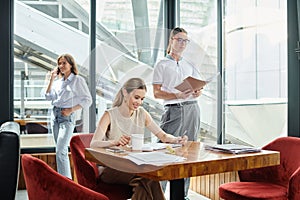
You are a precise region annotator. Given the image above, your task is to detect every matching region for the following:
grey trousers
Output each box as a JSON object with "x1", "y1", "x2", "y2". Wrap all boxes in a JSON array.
[{"x1": 160, "y1": 102, "x2": 201, "y2": 197}]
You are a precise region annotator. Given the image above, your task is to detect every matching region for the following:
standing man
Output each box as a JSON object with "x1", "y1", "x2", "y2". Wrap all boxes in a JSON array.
[{"x1": 152, "y1": 27, "x2": 202, "y2": 199}]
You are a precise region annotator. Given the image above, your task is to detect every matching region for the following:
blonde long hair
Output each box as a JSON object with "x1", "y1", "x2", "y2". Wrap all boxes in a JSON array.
[
  {"x1": 112, "y1": 78, "x2": 147, "y2": 107},
  {"x1": 166, "y1": 27, "x2": 188, "y2": 54}
]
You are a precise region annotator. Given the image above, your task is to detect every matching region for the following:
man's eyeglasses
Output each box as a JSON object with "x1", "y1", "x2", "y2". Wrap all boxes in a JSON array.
[{"x1": 172, "y1": 37, "x2": 190, "y2": 44}]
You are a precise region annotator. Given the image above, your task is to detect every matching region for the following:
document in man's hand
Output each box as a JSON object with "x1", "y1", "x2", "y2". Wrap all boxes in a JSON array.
[
  {"x1": 175, "y1": 73, "x2": 218, "y2": 92},
  {"x1": 175, "y1": 76, "x2": 206, "y2": 92},
  {"x1": 204, "y1": 143, "x2": 261, "y2": 154}
]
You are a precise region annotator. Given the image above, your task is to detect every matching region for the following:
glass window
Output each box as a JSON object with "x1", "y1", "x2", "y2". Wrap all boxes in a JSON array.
[
  {"x1": 95, "y1": 0, "x2": 164, "y2": 132},
  {"x1": 13, "y1": 0, "x2": 287, "y2": 148},
  {"x1": 180, "y1": 0, "x2": 218, "y2": 143},
  {"x1": 14, "y1": 0, "x2": 90, "y2": 133},
  {"x1": 223, "y1": 0, "x2": 287, "y2": 146}
]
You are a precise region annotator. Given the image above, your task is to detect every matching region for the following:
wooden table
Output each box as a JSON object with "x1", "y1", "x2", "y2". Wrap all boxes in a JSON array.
[
  {"x1": 14, "y1": 118, "x2": 37, "y2": 126},
  {"x1": 85, "y1": 142, "x2": 280, "y2": 200},
  {"x1": 25, "y1": 120, "x2": 49, "y2": 126}
]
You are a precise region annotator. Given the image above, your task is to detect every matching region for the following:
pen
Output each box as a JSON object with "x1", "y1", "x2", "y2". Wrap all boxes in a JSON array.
[
  {"x1": 182, "y1": 130, "x2": 187, "y2": 138},
  {"x1": 178, "y1": 130, "x2": 187, "y2": 143}
]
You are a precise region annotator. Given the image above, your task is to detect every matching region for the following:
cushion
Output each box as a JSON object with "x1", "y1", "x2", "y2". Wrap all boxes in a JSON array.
[{"x1": 219, "y1": 182, "x2": 288, "y2": 200}]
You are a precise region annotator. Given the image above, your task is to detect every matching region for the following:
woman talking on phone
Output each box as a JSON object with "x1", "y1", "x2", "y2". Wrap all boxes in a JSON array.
[{"x1": 44, "y1": 53, "x2": 92, "y2": 178}]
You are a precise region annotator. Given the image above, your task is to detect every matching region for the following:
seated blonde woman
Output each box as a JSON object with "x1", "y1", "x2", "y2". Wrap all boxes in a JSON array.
[{"x1": 91, "y1": 77, "x2": 188, "y2": 200}]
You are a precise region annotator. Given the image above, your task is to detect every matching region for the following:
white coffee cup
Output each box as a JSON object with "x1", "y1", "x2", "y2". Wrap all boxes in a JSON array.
[{"x1": 131, "y1": 134, "x2": 144, "y2": 150}]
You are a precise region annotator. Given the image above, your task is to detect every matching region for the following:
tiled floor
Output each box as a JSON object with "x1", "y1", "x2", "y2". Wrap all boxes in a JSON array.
[
  {"x1": 184, "y1": 190, "x2": 210, "y2": 200},
  {"x1": 16, "y1": 188, "x2": 210, "y2": 200},
  {"x1": 15, "y1": 190, "x2": 28, "y2": 200},
  {"x1": 164, "y1": 182, "x2": 210, "y2": 200}
]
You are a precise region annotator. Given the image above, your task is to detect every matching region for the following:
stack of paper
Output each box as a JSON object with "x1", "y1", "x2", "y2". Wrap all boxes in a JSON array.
[
  {"x1": 125, "y1": 151, "x2": 186, "y2": 166},
  {"x1": 204, "y1": 143, "x2": 261, "y2": 154},
  {"x1": 142, "y1": 143, "x2": 182, "y2": 151}
]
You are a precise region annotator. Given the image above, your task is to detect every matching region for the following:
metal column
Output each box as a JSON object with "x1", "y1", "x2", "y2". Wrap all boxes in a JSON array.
[
  {"x1": 89, "y1": 0, "x2": 96, "y2": 132},
  {"x1": 0, "y1": 0, "x2": 14, "y2": 125},
  {"x1": 288, "y1": 0, "x2": 300, "y2": 137}
]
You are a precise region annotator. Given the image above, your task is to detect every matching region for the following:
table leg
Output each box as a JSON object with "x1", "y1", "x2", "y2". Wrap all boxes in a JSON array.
[
  {"x1": 20, "y1": 125, "x2": 26, "y2": 134},
  {"x1": 170, "y1": 178, "x2": 184, "y2": 200}
]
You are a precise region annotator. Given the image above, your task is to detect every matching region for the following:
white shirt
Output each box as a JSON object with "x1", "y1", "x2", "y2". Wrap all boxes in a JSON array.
[
  {"x1": 152, "y1": 55, "x2": 200, "y2": 105},
  {"x1": 44, "y1": 73, "x2": 92, "y2": 109}
]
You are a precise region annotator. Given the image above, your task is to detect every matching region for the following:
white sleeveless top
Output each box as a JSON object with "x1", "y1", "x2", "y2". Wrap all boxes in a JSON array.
[{"x1": 106, "y1": 107, "x2": 146, "y2": 140}]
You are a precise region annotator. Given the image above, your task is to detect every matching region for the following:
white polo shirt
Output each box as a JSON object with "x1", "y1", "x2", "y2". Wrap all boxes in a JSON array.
[{"x1": 152, "y1": 55, "x2": 200, "y2": 105}]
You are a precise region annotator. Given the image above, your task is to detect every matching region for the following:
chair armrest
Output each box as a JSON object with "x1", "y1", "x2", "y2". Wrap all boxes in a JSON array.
[{"x1": 288, "y1": 166, "x2": 300, "y2": 200}]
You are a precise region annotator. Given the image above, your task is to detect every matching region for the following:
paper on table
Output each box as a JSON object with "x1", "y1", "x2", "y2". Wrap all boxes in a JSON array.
[
  {"x1": 142, "y1": 143, "x2": 182, "y2": 151},
  {"x1": 175, "y1": 73, "x2": 218, "y2": 92},
  {"x1": 125, "y1": 151, "x2": 186, "y2": 166},
  {"x1": 204, "y1": 143, "x2": 261, "y2": 154}
]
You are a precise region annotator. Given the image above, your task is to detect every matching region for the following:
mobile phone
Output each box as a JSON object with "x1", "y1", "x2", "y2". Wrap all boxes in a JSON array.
[
  {"x1": 106, "y1": 147, "x2": 125, "y2": 153},
  {"x1": 56, "y1": 67, "x2": 60, "y2": 75}
]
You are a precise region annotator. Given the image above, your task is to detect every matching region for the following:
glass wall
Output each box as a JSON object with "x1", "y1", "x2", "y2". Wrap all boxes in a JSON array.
[
  {"x1": 95, "y1": 0, "x2": 218, "y2": 142},
  {"x1": 13, "y1": 0, "x2": 287, "y2": 147},
  {"x1": 179, "y1": 0, "x2": 218, "y2": 143},
  {"x1": 14, "y1": 0, "x2": 91, "y2": 132},
  {"x1": 95, "y1": 0, "x2": 164, "y2": 142},
  {"x1": 223, "y1": 0, "x2": 287, "y2": 146}
]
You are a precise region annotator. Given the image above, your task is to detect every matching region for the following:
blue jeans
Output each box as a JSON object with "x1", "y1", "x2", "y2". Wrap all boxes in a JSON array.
[{"x1": 51, "y1": 106, "x2": 75, "y2": 179}]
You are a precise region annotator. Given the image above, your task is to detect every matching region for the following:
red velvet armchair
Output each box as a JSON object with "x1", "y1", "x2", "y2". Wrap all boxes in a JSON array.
[
  {"x1": 70, "y1": 133, "x2": 132, "y2": 200},
  {"x1": 22, "y1": 154, "x2": 109, "y2": 200},
  {"x1": 219, "y1": 136, "x2": 300, "y2": 200}
]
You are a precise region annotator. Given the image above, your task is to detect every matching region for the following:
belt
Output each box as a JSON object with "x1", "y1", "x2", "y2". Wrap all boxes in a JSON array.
[
  {"x1": 164, "y1": 101, "x2": 197, "y2": 107},
  {"x1": 53, "y1": 106, "x2": 70, "y2": 110},
  {"x1": 53, "y1": 106, "x2": 63, "y2": 110}
]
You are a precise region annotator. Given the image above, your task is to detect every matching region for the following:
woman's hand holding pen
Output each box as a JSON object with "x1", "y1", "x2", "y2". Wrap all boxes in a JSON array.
[{"x1": 175, "y1": 135, "x2": 188, "y2": 145}]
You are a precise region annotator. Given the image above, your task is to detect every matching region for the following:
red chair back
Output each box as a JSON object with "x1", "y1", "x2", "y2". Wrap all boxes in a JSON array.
[
  {"x1": 22, "y1": 154, "x2": 109, "y2": 200},
  {"x1": 70, "y1": 133, "x2": 132, "y2": 200},
  {"x1": 220, "y1": 137, "x2": 300, "y2": 200},
  {"x1": 70, "y1": 133, "x2": 98, "y2": 189},
  {"x1": 239, "y1": 137, "x2": 300, "y2": 187}
]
